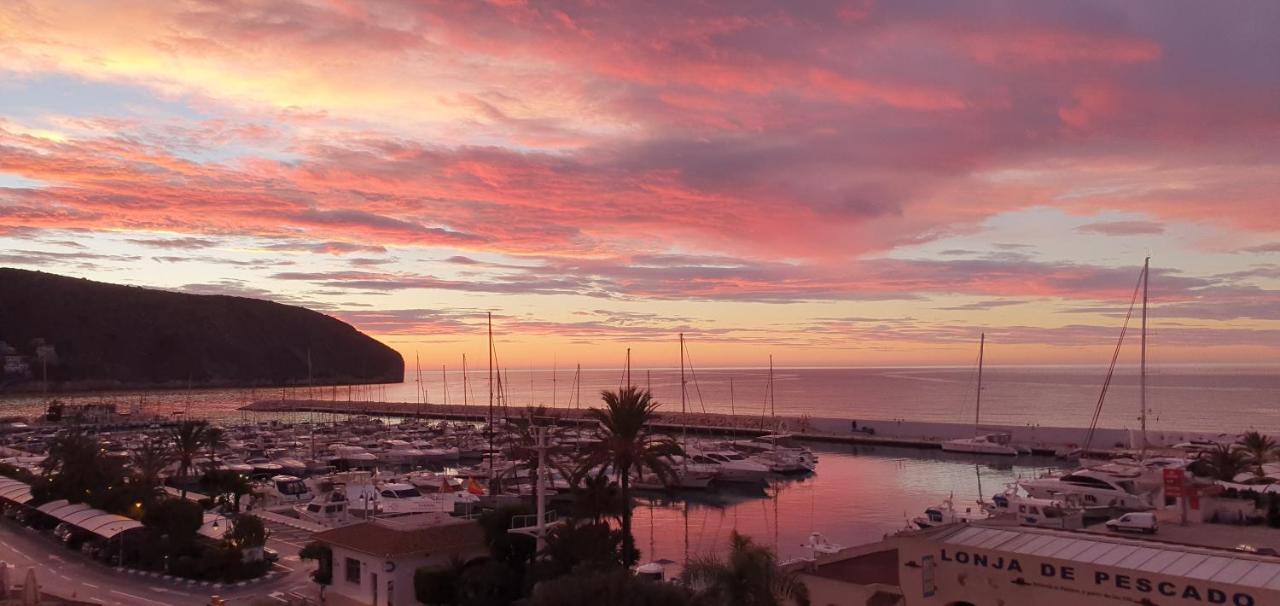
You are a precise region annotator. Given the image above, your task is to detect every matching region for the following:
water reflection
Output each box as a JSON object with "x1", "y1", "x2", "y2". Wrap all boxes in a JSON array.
[{"x1": 633, "y1": 442, "x2": 1066, "y2": 568}]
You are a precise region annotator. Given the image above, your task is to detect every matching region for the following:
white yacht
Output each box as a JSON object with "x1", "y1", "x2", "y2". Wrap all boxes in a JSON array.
[
  {"x1": 941, "y1": 433, "x2": 1020, "y2": 456},
  {"x1": 327, "y1": 445, "x2": 379, "y2": 471},
  {"x1": 633, "y1": 458, "x2": 717, "y2": 490},
  {"x1": 987, "y1": 486, "x2": 1085, "y2": 529},
  {"x1": 256, "y1": 474, "x2": 313, "y2": 507},
  {"x1": 377, "y1": 440, "x2": 427, "y2": 467},
  {"x1": 295, "y1": 483, "x2": 351, "y2": 527},
  {"x1": 912, "y1": 497, "x2": 989, "y2": 529},
  {"x1": 1019, "y1": 468, "x2": 1153, "y2": 510},
  {"x1": 687, "y1": 449, "x2": 770, "y2": 483}
]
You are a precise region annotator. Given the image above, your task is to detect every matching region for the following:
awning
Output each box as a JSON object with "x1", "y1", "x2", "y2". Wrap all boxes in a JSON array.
[
  {"x1": 35, "y1": 498, "x2": 144, "y2": 539},
  {"x1": 0, "y1": 478, "x2": 32, "y2": 505}
]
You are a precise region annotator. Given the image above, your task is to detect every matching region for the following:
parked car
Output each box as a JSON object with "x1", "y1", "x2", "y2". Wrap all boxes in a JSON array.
[
  {"x1": 263, "y1": 547, "x2": 280, "y2": 563},
  {"x1": 1105, "y1": 512, "x2": 1158, "y2": 534},
  {"x1": 1234, "y1": 544, "x2": 1279, "y2": 556}
]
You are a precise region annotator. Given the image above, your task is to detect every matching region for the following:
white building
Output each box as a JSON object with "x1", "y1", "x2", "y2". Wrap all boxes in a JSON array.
[
  {"x1": 800, "y1": 523, "x2": 1280, "y2": 606},
  {"x1": 312, "y1": 513, "x2": 487, "y2": 606}
]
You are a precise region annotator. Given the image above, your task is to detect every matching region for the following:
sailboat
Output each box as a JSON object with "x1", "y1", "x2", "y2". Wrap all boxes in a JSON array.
[{"x1": 941, "y1": 333, "x2": 1020, "y2": 456}]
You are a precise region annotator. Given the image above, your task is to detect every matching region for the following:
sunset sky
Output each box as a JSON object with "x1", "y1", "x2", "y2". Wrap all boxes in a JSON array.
[{"x1": 1, "y1": 1, "x2": 1277, "y2": 368}]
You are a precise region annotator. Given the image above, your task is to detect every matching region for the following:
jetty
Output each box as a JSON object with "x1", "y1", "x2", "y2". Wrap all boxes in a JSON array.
[{"x1": 240, "y1": 399, "x2": 1232, "y2": 457}]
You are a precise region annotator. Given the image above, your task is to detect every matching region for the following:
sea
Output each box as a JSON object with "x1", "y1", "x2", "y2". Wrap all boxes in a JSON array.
[
  {"x1": 2, "y1": 364, "x2": 1277, "y2": 432},
  {"x1": 2, "y1": 365, "x2": 1276, "y2": 565}
]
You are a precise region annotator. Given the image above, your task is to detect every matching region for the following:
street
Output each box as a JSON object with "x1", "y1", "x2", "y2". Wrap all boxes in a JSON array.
[{"x1": 0, "y1": 517, "x2": 323, "y2": 605}]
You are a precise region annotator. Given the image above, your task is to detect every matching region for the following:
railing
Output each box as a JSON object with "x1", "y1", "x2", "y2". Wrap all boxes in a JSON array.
[{"x1": 509, "y1": 510, "x2": 558, "y2": 530}]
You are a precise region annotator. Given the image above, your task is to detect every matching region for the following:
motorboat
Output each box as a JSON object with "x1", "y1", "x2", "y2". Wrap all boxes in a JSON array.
[
  {"x1": 377, "y1": 440, "x2": 427, "y2": 467},
  {"x1": 327, "y1": 445, "x2": 379, "y2": 471},
  {"x1": 912, "y1": 497, "x2": 989, "y2": 529},
  {"x1": 1019, "y1": 468, "x2": 1153, "y2": 510},
  {"x1": 687, "y1": 449, "x2": 770, "y2": 483},
  {"x1": 245, "y1": 457, "x2": 284, "y2": 477},
  {"x1": 295, "y1": 482, "x2": 351, "y2": 527},
  {"x1": 272, "y1": 457, "x2": 310, "y2": 477},
  {"x1": 941, "y1": 433, "x2": 1020, "y2": 456},
  {"x1": 632, "y1": 459, "x2": 717, "y2": 490},
  {"x1": 255, "y1": 474, "x2": 313, "y2": 507},
  {"x1": 988, "y1": 485, "x2": 1085, "y2": 529}
]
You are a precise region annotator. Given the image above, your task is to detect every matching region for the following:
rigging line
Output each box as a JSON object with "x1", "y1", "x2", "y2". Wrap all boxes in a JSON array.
[
  {"x1": 1082, "y1": 265, "x2": 1145, "y2": 453},
  {"x1": 680, "y1": 340, "x2": 711, "y2": 415}
]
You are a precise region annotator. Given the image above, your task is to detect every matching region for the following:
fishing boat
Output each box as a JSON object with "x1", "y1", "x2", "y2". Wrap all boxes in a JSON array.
[
  {"x1": 941, "y1": 333, "x2": 1020, "y2": 456},
  {"x1": 912, "y1": 497, "x2": 989, "y2": 529}
]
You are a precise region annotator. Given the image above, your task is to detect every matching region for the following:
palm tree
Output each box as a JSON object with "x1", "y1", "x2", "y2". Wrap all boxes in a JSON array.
[
  {"x1": 1236, "y1": 431, "x2": 1277, "y2": 476},
  {"x1": 681, "y1": 531, "x2": 810, "y2": 606},
  {"x1": 171, "y1": 420, "x2": 208, "y2": 498},
  {"x1": 1200, "y1": 444, "x2": 1252, "y2": 482},
  {"x1": 131, "y1": 437, "x2": 174, "y2": 499},
  {"x1": 203, "y1": 426, "x2": 226, "y2": 471},
  {"x1": 582, "y1": 387, "x2": 681, "y2": 568}
]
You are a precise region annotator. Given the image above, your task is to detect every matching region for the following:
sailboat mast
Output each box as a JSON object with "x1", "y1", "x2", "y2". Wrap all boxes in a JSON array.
[
  {"x1": 1140, "y1": 257, "x2": 1149, "y2": 455},
  {"x1": 975, "y1": 332, "x2": 984, "y2": 430},
  {"x1": 680, "y1": 333, "x2": 687, "y2": 443},
  {"x1": 488, "y1": 312, "x2": 494, "y2": 485},
  {"x1": 769, "y1": 355, "x2": 775, "y2": 421},
  {"x1": 626, "y1": 348, "x2": 632, "y2": 388}
]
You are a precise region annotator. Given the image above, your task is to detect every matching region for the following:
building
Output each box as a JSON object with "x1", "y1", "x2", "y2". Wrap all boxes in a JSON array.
[
  {"x1": 311, "y1": 513, "x2": 487, "y2": 606},
  {"x1": 803, "y1": 522, "x2": 1280, "y2": 606}
]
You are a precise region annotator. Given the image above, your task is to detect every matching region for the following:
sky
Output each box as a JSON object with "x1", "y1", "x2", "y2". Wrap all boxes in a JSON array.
[{"x1": 0, "y1": 0, "x2": 1277, "y2": 369}]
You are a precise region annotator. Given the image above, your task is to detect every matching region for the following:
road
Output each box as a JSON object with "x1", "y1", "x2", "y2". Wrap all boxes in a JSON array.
[{"x1": 0, "y1": 517, "x2": 323, "y2": 605}]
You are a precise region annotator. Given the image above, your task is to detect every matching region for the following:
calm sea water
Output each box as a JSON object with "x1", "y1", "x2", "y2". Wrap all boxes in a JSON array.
[
  {"x1": 637, "y1": 443, "x2": 1064, "y2": 566},
  {"x1": 3, "y1": 365, "x2": 1277, "y2": 432}
]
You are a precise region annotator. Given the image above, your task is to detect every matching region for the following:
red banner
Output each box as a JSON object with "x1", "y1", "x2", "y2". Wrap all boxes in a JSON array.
[{"x1": 1164, "y1": 468, "x2": 1186, "y2": 498}]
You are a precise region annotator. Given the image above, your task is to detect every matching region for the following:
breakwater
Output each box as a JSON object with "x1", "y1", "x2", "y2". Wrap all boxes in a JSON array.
[{"x1": 241, "y1": 399, "x2": 1241, "y2": 456}]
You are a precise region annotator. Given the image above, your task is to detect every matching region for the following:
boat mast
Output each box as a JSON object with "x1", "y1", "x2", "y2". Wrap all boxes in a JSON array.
[
  {"x1": 680, "y1": 333, "x2": 687, "y2": 445},
  {"x1": 1140, "y1": 257, "x2": 1149, "y2": 456},
  {"x1": 769, "y1": 355, "x2": 775, "y2": 426},
  {"x1": 488, "y1": 312, "x2": 494, "y2": 486},
  {"x1": 975, "y1": 332, "x2": 984, "y2": 431}
]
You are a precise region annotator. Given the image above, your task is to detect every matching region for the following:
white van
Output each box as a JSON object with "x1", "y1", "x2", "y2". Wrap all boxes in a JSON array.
[{"x1": 1105, "y1": 512, "x2": 1158, "y2": 534}]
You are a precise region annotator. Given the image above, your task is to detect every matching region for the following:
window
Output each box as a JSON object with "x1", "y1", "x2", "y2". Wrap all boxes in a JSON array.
[{"x1": 346, "y1": 558, "x2": 362, "y2": 584}]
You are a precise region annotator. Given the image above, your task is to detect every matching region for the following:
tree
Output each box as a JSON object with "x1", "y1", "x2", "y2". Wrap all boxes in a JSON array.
[
  {"x1": 172, "y1": 421, "x2": 208, "y2": 498},
  {"x1": 203, "y1": 426, "x2": 226, "y2": 471},
  {"x1": 680, "y1": 531, "x2": 810, "y2": 606},
  {"x1": 225, "y1": 514, "x2": 268, "y2": 550},
  {"x1": 300, "y1": 541, "x2": 333, "y2": 599},
  {"x1": 1236, "y1": 431, "x2": 1277, "y2": 476},
  {"x1": 131, "y1": 438, "x2": 174, "y2": 501},
  {"x1": 530, "y1": 569, "x2": 691, "y2": 606},
  {"x1": 201, "y1": 469, "x2": 254, "y2": 512},
  {"x1": 541, "y1": 522, "x2": 629, "y2": 577},
  {"x1": 35, "y1": 430, "x2": 124, "y2": 509},
  {"x1": 1199, "y1": 444, "x2": 1252, "y2": 482},
  {"x1": 143, "y1": 498, "x2": 204, "y2": 549},
  {"x1": 581, "y1": 387, "x2": 680, "y2": 567},
  {"x1": 415, "y1": 556, "x2": 469, "y2": 606}
]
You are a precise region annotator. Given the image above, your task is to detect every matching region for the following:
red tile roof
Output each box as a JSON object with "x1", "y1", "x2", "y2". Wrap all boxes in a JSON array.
[{"x1": 314, "y1": 514, "x2": 485, "y2": 559}]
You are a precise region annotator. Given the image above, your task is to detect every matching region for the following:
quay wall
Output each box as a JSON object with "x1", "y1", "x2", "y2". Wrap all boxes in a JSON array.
[{"x1": 242, "y1": 399, "x2": 1239, "y2": 454}]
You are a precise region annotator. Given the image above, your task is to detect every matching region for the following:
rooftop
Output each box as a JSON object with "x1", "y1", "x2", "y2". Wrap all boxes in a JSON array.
[
  {"x1": 313, "y1": 513, "x2": 485, "y2": 560},
  {"x1": 927, "y1": 523, "x2": 1280, "y2": 591}
]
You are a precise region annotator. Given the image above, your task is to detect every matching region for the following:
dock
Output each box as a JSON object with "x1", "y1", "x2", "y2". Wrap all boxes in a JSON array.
[{"x1": 239, "y1": 399, "x2": 1227, "y2": 457}]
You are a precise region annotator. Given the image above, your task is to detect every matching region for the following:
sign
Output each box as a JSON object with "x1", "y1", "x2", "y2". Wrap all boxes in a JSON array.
[
  {"x1": 938, "y1": 548, "x2": 1257, "y2": 605},
  {"x1": 1164, "y1": 468, "x2": 1186, "y2": 498}
]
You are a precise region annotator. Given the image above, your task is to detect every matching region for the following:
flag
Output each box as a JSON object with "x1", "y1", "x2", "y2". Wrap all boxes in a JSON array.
[{"x1": 467, "y1": 479, "x2": 486, "y2": 496}]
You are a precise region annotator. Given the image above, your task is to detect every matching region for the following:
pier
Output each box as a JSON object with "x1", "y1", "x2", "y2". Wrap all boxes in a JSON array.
[{"x1": 240, "y1": 399, "x2": 1228, "y2": 457}]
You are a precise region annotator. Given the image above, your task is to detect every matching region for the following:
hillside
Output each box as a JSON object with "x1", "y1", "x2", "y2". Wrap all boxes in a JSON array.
[{"x1": 0, "y1": 268, "x2": 403, "y2": 390}]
